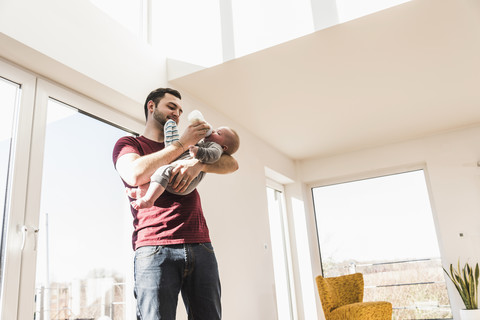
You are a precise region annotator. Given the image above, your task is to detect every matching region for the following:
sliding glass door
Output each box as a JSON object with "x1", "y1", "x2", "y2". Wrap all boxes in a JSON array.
[
  {"x1": 0, "y1": 59, "x2": 143, "y2": 319},
  {"x1": 33, "y1": 97, "x2": 134, "y2": 320},
  {"x1": 0, "y1": 77, "x2": 21, "y2": 293},
  {"x1": 22, "y1": 80, "x2": 142, "y2": 320},
  {"x1": 0, "y1": 59, "x2": 36, "y2": 320}
]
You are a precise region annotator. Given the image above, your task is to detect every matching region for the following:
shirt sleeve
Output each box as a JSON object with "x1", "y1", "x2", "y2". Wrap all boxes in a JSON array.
[
  {"x1": 195, "y1": 141, "x2": 223, "y2": 164},
  {"x1": 112, "y1": 136, "x2": 141, "y2": 169}
]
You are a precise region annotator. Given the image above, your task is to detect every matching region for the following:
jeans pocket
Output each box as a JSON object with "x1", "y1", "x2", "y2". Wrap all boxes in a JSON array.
[
  {"x1": 199, "y1": 242, "x2": 215, "y2": 254},
  {"x1": 135, "y1": 246, "x2": 161, "y2": 259}
]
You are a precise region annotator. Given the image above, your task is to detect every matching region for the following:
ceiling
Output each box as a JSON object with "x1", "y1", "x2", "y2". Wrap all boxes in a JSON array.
[{"x1": 170, "y1": 0, "x2": 480, "y2": 161}]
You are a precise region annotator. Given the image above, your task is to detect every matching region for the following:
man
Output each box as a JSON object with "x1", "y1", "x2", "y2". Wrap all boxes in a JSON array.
[{"x1": 112, "y1": 88, "x2": 238, "y2": 320}]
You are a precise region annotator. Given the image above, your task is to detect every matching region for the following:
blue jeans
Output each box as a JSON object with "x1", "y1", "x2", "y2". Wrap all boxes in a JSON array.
[{"x1": 134, "y1": 243, "x2": 221, "y2": 320}]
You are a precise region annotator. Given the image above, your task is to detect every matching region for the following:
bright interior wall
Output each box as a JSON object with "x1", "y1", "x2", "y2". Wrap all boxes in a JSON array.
[{"x1": 298, "y1": 125, "x2": 480, "y2": 319}]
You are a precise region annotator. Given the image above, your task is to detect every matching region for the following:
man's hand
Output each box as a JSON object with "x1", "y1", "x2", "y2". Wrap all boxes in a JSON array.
[
  {"x1": 169, "y1": 158, "x2": 206, "y2": 193},
  {"x1": 179, "y1": 121, "x2": 211, "y2": 148}
]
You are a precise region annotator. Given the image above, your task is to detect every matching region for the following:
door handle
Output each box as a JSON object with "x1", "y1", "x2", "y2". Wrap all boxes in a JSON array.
[
  {"x1": 20, "y1": 225, "x2": 40, "y2": 251},
  {"x1": 20, "y1": 225, "x2": 28, "y2": 251}
]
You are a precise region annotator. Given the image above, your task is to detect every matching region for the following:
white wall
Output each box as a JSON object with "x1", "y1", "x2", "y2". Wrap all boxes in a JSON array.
[{"x1": 298, "y1": 125, "x2": 480, "y2": 319}]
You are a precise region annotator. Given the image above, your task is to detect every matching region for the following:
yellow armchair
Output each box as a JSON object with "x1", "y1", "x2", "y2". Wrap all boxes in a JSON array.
[{"x1": 315, "y1": 273, "x2": 392, "y2": 320}]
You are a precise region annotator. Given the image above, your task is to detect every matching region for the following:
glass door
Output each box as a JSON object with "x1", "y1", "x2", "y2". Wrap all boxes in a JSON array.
[
  {"x1": 15, "y1": 79, "x2": 143, "y2": 319},
  {"x1": 33, "y1": 98, "x2": 133, "y2": 320},
  {"x1": 0, "y1": 61, "x2": 143, "y2": 319},
  {"x1": 266, "y1": 181, "x2": 296, "y2": 320},
  {"x1": 0, "y1": 59, "x2": 36, "y2": 320},
  {"x1": 0, "y1": 77, "x2": 21, "y2": 293}
]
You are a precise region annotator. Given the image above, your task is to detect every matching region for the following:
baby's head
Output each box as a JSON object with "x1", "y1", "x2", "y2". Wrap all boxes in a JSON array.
[{"x1": 205, "y1": 126, "x2": 240, "y2": 155}]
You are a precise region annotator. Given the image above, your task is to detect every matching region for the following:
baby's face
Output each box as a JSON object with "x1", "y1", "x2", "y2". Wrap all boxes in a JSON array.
[{"x1": 205, "y1": 127, "x2": 234, "y2": 148}]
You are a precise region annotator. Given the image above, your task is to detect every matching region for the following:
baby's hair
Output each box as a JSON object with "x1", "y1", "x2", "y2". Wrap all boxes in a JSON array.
[{"x1": 225, "y1": 128, "x2": 240, "y2": 155}]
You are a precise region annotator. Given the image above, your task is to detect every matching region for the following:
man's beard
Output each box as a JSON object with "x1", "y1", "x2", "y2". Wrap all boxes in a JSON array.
[{"x1": 152, "y1": 106, "x2": 168, "y2": 126}]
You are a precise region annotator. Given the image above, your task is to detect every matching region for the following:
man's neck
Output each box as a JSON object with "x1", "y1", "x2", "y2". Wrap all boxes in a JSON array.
[{"x1": 142, "y1": 122, "x2": 165, "y2": 143}]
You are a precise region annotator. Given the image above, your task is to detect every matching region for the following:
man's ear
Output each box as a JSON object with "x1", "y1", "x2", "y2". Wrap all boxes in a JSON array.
[{"x1": 147, "y1": 100, "x2": 155, "y2": 113}]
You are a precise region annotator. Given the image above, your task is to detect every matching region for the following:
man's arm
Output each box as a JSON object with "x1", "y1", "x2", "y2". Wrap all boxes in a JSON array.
[
  {"x1": 202, "y1": 154, "x2": 239, "y2": 174},
  {"x1": 116, "y1": 121, "x2": 210, "y2": 186},
  {"x1": 169, "y1": 154, "x2": 239, "y2": 193},
  {"x1": 116, "y1": 142, "x2": 185, "y2": 187}
]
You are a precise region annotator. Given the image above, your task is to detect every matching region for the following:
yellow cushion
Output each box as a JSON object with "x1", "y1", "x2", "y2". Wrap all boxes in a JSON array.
[{"x1": 330, "y1": 301, "x2": 393, "y2": 320}]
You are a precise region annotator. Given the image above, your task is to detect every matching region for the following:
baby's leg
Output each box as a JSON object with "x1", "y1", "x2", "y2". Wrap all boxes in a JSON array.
[
  {"x1": 130, "y1": 164, "x2": 170, "y2": 209},
  {"x1": 164, "y1": 119, "x2": 179, "y2": 147},
  {"x1": 131, "y1": 182, "x2": 166, "y2": 210},
  {"x1": 125, "y1": 183, "x2": 149, "y2": 199}
]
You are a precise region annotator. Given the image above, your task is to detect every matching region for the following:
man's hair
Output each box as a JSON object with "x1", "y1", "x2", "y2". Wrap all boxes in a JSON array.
[{"x1": 144, "y1": 88, "x2": 181, "y2": 121}]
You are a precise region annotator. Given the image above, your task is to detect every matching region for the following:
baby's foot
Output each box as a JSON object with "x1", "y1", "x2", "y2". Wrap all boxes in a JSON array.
[
  {"x1": 131, "y1": 198, "x2": 154, "y2": 210},
  {"x1": 125, "y1": 187, "x2": 141, "y2": 199}
]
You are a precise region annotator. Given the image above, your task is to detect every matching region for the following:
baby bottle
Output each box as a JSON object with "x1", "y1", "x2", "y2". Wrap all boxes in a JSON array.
[{"x1": 188, "y1": 110, "x2": 212, "y2": 137}]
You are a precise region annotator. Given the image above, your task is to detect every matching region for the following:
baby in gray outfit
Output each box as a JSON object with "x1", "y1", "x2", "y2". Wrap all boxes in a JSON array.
[{"x1": 127, "y1": 118, "x2": 239, "y2": 209}]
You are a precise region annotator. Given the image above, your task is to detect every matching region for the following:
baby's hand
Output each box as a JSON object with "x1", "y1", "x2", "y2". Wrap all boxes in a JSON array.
[{"x1": 189, "y1": 145, "x2": 199, "y2": 158}]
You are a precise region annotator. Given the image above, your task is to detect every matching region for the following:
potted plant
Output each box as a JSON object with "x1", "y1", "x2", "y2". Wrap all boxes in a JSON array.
[{"x1": 444, "y1": 261, "x2": 480, "y2": 320}]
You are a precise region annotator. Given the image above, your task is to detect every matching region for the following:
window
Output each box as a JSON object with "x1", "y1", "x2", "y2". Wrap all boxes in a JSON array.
[
  {"x1": 312, "y1": 170, "x2": 452, "y2": 319},
  {"x1": 231, "y1": 0, "x2": 314, "y2": 58},
  {"x1": 33, "y1": 98, "x2": 134, "y2": 319},
  {"x1": 90, "y1": 0, "x2": 142, "y2": 37},
  {"x1": 0, "y1": 77, "x2": 21, "y2": 304},
  {"x1": 266, "y1": 183, "x2": 296, "y2": 320},
  {"x1": 335, "y1": 0, "x2": 411, "y2": 23},
  {"x1": 150, "y1": 0, "x2": 223, "y2": 67}
]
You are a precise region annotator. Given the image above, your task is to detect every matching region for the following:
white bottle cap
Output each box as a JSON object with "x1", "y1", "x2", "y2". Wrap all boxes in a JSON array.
[
  {"x1": 188, "y1": 109, "x2": 212, "y2": 136},
  {"x1": 188, "y1": 110, "x2": 205, "y2": 123}
]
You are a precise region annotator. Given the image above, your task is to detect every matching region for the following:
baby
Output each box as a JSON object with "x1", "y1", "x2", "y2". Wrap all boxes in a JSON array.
[{"x1": 127, "y1": 112, "x2": 240, "y2": 209}]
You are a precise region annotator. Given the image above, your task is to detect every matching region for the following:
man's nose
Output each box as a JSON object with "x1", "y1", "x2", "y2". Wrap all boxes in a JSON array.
[{"x1": 171, "y1": 110, "x2": 180, "y2": 119}]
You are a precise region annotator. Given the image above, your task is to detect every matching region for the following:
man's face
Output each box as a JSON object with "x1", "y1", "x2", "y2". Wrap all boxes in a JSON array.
[{"x1": 150, "y1": 93, "x2": 183, "y2": 126}]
